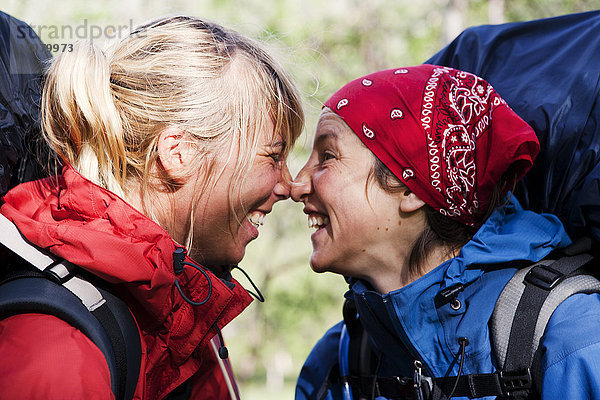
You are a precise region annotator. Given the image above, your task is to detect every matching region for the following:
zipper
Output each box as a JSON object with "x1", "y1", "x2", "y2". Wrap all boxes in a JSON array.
[{"x1": 382, "y1": 295, "x2": 434, "y2": 377}]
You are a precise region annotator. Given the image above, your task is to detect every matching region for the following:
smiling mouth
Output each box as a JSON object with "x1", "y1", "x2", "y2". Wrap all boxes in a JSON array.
[
  {"x1": 307, "y1": 213, "x2": 330, "y2": 230},
  {"x1": 247, "y1": 211, "x2": 266, "y2": 229}
]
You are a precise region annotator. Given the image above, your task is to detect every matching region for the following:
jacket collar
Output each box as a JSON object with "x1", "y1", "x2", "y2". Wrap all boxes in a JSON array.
[
  {"x1": 349, "y1": 196, "x2": 571, "y2": 377},
  {"x1": 1, "y1": 165, "x2": 253, "y2": 398}
]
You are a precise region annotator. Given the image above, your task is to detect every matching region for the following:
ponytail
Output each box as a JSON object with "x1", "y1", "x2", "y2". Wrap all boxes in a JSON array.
[
  {"x1": 42, "y1": 41, "x2": 126, "y2": 195},
  {"x1": 39, "y1": 16, "x2": 303, "y2": 253}
]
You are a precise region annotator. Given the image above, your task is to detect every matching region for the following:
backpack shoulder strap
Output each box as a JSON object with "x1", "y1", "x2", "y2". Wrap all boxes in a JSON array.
[
  {"x1": 337, "y1": 251, "x2": 600, "y2": 400},
  {"x1": 491, "y1": 250, "x2": 600, "y2": 397},
  {"x1": 0, "y1": 214, "x2": 141, "y2": 400}
]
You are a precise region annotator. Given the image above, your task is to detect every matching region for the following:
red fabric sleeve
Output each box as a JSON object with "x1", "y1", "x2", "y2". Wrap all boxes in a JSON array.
[{"x1": 0, "y1": 313, "x2": 114, "y2": 400}]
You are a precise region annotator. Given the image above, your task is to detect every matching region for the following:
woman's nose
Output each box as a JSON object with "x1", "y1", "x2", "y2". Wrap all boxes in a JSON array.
[
  {"x1": 290, "y1": 166, "x2": 312, "y2": 202},
  {"x1": 273, "y1": 163, "x2": 292, "y2": 200}
]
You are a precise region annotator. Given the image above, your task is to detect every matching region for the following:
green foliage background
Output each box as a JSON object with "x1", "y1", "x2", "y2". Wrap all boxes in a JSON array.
[{"x1": 3, "y1": 0, "x2": 599, "y2": 398}]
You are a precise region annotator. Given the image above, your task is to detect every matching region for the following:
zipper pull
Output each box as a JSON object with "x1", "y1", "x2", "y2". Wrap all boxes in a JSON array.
[{"x1": 413, "y1": 360, "x2": 425, "y2": 400}]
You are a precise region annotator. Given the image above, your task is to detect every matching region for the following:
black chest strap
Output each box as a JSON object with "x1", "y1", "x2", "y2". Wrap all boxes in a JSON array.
[
  {"x1": 343, "y1": 371, "x2": 529, "y2": 399},
  {"x1": 338, "y1": 243, "x2": 599, "y2": 400}
]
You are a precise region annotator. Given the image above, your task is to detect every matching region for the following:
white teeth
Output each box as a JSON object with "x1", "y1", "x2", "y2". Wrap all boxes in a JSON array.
[
  {"x1": 308, "y1": 215, "x2": 330, "y2": 230},
  {"x1": 247, "y1": 211, "x2": 266, "y2": 228}
]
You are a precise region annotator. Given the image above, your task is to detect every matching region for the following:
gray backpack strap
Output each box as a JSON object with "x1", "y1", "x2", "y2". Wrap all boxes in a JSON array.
[
  {"x1": 0, "y1": 213, "x2": 106, "y2": 310},
  {"x1": 491, "y1": 256, "x2": 600, "y2": 395}
]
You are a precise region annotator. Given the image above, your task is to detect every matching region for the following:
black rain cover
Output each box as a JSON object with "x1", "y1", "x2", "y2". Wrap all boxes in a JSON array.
[
  {"x1": 427, "y1": 11, "x2": 600, "y2": 243},
  {"x1": 0, "y1": 11, "x2": 52, "y2": 196}
]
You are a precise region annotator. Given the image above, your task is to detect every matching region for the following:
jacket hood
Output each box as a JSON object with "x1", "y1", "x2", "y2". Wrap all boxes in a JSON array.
[
  {"x1": 349, "y1": 196, "x2": 571, "y2": 377},
  {"x1": 0, "y1": 165, "x2": 253, "y2": 399}
]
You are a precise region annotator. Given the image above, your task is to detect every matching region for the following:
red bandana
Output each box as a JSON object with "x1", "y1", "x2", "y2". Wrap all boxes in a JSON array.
[{"x1": 324, "y1": 64, "x2": 539, "y2": 225}]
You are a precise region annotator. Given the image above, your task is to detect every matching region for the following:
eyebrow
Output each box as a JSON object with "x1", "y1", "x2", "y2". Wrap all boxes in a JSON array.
[
  {"x1": 315, "y1": 132, "x2": 338, "y2": 147},
  {"x1": 266, "y1": 140, "x2": 286, "y2": 149}
]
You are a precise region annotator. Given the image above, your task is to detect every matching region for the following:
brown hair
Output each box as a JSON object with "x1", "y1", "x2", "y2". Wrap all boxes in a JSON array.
[{"x1": 370, "y1": 157, "x2": 510, "y2": 276}]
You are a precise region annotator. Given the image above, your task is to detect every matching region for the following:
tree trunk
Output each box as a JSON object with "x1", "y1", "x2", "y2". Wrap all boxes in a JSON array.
[
  {"x1": 488, "y1": 0, "x2": 505, "y2": 24},
  {"x1": 444, "y1": 0, "x2": 468, "y2": 44}
]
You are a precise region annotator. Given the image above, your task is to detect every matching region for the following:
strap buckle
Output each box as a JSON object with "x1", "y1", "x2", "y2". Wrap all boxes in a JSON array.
[
  {"x1": 499, "y1": 369, "x2": 532, "y2": 395},
  {"x1": 44, "y1": 260, "x2": 76, "y2": 284},
  {"x1": 524, "y1": 263, "x2": 563, "y2": 290}
]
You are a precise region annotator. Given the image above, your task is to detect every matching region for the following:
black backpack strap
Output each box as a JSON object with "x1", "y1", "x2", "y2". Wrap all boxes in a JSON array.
[
  {"x1": 0, "y1": 269, "x2": 141, "y2": 400},
  {"x1": 0, "y1": 214, "x2": 141, "y2": 400},
  {"x1": 343, "y1": 299, "x2": 379, "y2": 378},
  {"x1": 345, "y1": 373, "x2": 504, "y2": 399},
  {"x1": 337, "y1": 252, "x2": 600, "y2": 400},
  {"x1": 337, "y1": 371, "x2": 527, "y2": 399},
  {"x1": 95, "y1": 284, "x2": 142, "y2": 400}
]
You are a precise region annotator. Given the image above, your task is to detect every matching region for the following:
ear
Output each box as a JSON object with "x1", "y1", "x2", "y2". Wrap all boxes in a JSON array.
[
  {"x1": 399, "y1": 189, "x2": 426, "y2": 213},
  {"x1": 156, "y1": 126, "x2": 195, "y2": 180}
]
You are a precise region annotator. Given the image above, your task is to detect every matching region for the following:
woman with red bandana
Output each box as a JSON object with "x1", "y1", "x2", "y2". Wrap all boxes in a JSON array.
[
  {"x1": 292, "y1": 65, "x2": 600, "y2": 399},
  {"x1": 0, "y1": 16, "x2": 303, "y2": 400}
]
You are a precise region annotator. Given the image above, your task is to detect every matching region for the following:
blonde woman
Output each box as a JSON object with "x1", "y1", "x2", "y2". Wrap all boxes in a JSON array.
[{"x1": 0, "y1": 16, "x2": 303, "y2": 400}]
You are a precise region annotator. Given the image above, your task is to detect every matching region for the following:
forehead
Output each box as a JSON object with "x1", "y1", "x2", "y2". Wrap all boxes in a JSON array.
[
  {"x1": 314, "y1": 109, "x2": 358, "y2": 145},
  {"x1": 257, "y1": 116, "x2": 282, "y2": 146}
]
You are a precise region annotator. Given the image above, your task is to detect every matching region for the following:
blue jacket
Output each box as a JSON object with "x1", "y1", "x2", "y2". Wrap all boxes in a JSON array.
[{"x1": 296, "y1": 198, "x2": 600, "y2": 399}]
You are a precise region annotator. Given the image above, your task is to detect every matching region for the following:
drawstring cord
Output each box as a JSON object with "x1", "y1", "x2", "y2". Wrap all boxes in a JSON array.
[
  {"x1": 231, "y1": 265, "x2": 265, "y2": 302},
  {"x1": 173, "y1": 248, "x2": 213, "y2": 306},
  {"x1": 172, "y1": 249, "x2": 266, "y2": 359},
  {"x1": 370, "y1": 353, "x2": 383, "y2": 400},
  {"x1": 214, "y1": 322, "x2": 229, "y2": 359},
  {"x1": 173, "y1": 248, "x2": 229, "y2": 358},
  {"x1": 445, "y1": 337, "x2": 469, "y2": 399},
  {"x1": 173, "y1": 249, "x2": 265, "y2": 304}
]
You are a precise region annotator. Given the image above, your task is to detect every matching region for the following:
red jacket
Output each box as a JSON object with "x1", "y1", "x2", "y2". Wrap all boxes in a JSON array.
[{"x1": 0, "y1": 166, "x2": 253, "y2": 400}]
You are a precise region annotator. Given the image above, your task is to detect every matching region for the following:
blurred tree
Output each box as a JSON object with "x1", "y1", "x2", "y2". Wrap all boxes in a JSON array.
[
  {"x1": 2, "y1": 1, "x2": 600, "y2": 398},
  {"x1": 445, "y1": 0, "x2": 469, "y2": 43},
  {"x1": 488, "y1": 0, "x2": 506, "y2": 23}
]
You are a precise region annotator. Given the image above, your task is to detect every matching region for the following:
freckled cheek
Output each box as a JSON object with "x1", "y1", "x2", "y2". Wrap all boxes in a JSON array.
[{"x1": 311, "y1": 171, "x2": 340, "y2": 197}]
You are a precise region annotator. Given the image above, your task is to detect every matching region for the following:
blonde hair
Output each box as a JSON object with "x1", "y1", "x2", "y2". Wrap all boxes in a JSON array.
[{"x1": 41, "y1": 16, "x2": 304, "y2": 249}]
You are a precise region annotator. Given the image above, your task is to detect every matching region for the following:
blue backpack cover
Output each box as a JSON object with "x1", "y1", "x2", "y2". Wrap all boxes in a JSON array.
[{"x1": 427, "y1": 10, "x2": 600, "y2": 244}]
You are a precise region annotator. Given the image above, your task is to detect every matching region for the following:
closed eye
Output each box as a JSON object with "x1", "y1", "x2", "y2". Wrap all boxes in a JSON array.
[{"x1": 269, "y1": 152, "x2": 283, "y2": 162}]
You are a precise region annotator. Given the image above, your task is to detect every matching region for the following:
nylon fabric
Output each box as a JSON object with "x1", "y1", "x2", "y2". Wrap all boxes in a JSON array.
[
  {"x1": 533, "y1": 275, "x2": 600, "y2": 356},
  {"x1": 0, "y1": 12, "x2": 53, "y2": 196},
  {"x1": 426, "y1": 10, "x2": 600, "y2": 243},
  {"x1": 0, "y1": 314, "x2": 114, "y2": 399},
  {"x1": 490, "y1": 266, "x2": 530, "y2": 371},
  {"x1": 539, "y1": 293, "x2": 600, "y2": 399},
  {"x1": 0, "y1": 165, "x2": 253, "y2": 400},
  {"x1": 296, "y1": 197, "x2": 584, "y2": 400}
]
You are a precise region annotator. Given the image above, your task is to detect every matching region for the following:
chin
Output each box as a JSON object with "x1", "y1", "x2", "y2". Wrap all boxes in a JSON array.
[
  {"x1": 309, "y1": 255, "x2": 333, "y2": 274},
  {"x1": 198, "y1": 247, "x2": 245, "y2": 269},
  {"x1": 229, "y1": 247, "x2": 247, "y2": 266},
  {"x1": 309, "y1": 265, "x2": 328, "y2": 274}
]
